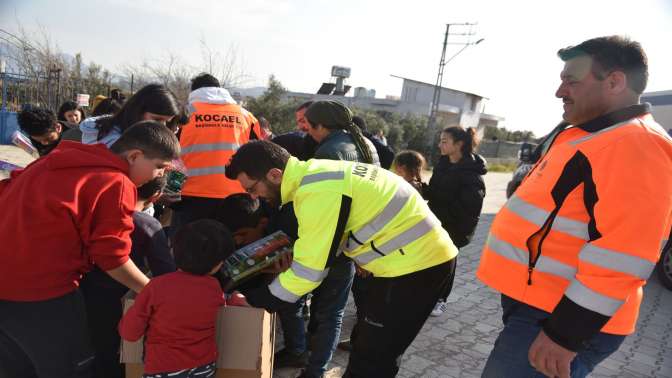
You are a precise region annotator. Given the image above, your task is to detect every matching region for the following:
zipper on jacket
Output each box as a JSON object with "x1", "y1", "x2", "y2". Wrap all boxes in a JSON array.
[{"x1": 525, "y1": 209, "x2": 558, "y2": 285}]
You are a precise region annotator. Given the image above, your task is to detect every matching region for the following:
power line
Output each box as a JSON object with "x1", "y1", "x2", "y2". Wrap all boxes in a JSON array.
[{"x1": 427, "y1": 23, "x2": 482, "y2": 131}]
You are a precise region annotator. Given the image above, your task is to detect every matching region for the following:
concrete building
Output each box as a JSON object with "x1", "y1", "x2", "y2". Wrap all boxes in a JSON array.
[
  {"x1": 642, "y1": 90, "x2": 672, "y2": 131},
  {"x1": 280, "y1": 75, "x2": 504, "y2": 129}
]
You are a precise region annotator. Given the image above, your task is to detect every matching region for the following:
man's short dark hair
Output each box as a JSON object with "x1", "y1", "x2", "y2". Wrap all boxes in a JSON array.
[
  {"x1": 214, "y1": 193, "x2": 262, "y2": 232},
  {"x1": 226, "y1": 140, "x2": 290, "y2": 180},
  {"x1": 173, "y1": 219, "x2": 235, "y2": 275},
  {"x1": 137, "y1": 175, "x2": 167, "y2": 200},
  {"x1": 17, "y1": 106, "x2": 58, "y2": 137},
  {"x1": 558, "y1": 35, "x2": 648, "y2": 94},
  {"x1": 352, "y1": 115, "x2": 367, "y2": 131},
  {"x1": 295, "y1": 101, "x2": 314, "y2": 112},
  {"x1": 191, "y1": 73, "x2": 220, "y2": 91},
  {"x1": 110, "y1": 121, "x2": 180, "y2": 160}
]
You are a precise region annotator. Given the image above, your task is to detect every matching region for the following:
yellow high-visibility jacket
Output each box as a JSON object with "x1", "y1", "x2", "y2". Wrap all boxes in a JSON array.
[{"x1": 268, "y1": 157, "x2": 459, "y2": 303}]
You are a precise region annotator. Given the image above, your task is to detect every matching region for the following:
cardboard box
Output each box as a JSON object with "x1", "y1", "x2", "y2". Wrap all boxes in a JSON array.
[{"x1": 121, "y1": 295, "x2": 275, "y2": 378}]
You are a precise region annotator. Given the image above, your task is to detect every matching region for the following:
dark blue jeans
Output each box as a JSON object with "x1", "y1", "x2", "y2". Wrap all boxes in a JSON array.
[
  {"x1": 482, "y1": 295, "x2": 626, "y2": 378},
  {"x1": 277, "y1": 255, "x2": 355, "y2": 377}
]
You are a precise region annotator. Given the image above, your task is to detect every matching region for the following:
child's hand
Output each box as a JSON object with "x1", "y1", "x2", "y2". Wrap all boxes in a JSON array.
[
  {"x1": 228, "y1": 291, "x2": 251, "y2": 307},
  {"x1": 355, "y1": 264, "x2": 372, "y2": 278}
]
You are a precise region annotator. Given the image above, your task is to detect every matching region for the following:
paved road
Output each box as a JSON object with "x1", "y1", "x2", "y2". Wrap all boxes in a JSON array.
[{"x1": 274, "y1": 172, "x2": 672, "y2": 378}]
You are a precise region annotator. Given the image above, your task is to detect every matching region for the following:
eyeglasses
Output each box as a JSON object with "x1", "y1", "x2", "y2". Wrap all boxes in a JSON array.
[{"x1": 245, "y1": 179, "x2": 261, "y2": 194}]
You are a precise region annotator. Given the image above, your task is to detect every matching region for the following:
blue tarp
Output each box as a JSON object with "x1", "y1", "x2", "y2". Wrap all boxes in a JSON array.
[{"x1": 0, "y1": 111, "x2": 19, "y2": 145}]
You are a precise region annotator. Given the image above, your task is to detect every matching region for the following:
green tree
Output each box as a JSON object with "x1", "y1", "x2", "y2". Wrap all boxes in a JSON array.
[{"x1": 245, "y1": 75, "x2": 298, "y2": 135}]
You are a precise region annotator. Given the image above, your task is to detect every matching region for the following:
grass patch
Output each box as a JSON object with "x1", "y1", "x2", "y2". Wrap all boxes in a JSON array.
[{"x1": 487, "y1": 162, "x2": 518, "y2": 172}]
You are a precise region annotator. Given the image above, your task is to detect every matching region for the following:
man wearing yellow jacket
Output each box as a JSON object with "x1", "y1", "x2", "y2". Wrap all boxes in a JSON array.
[
  {"x1": 478, "y1": 36, "x2": 672, "y2": 378},
  {"x1": 226, "y1": 140, "x2": 458, "y2": 377}
]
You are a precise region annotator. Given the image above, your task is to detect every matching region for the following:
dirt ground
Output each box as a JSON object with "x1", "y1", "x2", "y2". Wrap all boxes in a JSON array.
[{"x1": 0, "y1": 145, "x2": 35, "y2": 179}]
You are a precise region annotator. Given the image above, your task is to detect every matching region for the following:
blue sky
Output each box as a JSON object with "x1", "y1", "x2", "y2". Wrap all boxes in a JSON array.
[{"x1": 2, "y1": 0, "x2": 671, "y2": 136}]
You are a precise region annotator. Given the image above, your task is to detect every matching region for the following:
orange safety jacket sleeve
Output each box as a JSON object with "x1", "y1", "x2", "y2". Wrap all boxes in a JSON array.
[{"x1": 543, "y1": 132, "x2": 672, "y2": 351}]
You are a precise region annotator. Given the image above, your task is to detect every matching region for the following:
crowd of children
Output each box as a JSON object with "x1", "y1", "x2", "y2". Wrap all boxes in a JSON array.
[{"x1": 1, "y1": 76, "x2": 486, "y2": 378}]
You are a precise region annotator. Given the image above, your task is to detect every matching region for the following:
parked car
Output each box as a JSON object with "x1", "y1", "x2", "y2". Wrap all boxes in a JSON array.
[
  {"x1": 506, "y1": 142, "x2": 536, "y2": 199},
  {"x1": 657, "y1": 239, "x2": 672, "y2": 290}
]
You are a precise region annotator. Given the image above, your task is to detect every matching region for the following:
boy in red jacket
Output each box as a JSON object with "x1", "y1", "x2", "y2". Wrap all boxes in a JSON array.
[
  {"x1": 119, "y1": 219, "x2": 236, "y2": 377},
  {"x1": 0, "y1": 121, "x2": 180, "y2": 378}
]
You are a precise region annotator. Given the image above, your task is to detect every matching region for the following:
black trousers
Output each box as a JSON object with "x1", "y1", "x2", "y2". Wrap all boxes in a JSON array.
[
  {"x1": 0, "y1": 290, "x2": 94, "y2": 378},
  {"x1": 343, "y1": 259, "x2": 457, "y2": 378},
  {"x1": 80, "y1": 280, "x2": 129, "y2": 378},
  {"x1": 438, "y1": 255, "x2": 457, "y2": 302},
  {"x1": 347, "y1": 274, "x2": 372, "y2": 344}
]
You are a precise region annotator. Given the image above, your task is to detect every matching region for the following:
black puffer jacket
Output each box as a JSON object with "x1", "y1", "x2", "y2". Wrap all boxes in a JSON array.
[{"x1": 426, "y1": 154, "x2": 487, "y2": 248}]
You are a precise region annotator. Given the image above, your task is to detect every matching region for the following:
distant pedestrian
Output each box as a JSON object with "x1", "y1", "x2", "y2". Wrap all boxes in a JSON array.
[{"x1": 426, "y1": 126, "x2": 486, "y2": 316}]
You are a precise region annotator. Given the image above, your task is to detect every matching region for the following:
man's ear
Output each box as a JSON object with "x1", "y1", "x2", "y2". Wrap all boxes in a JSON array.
[
  {"x1": 607, "y1": 71, "x2": 628, "y2": 95},
  {"x1": 266, "y1": 168, "x2": 283, "y2": 184},
  {"x1": 54, "y1": 122, "x2": 63, "y2": 134}
]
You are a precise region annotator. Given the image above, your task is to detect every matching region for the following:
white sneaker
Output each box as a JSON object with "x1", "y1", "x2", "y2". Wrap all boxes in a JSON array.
[{"x1": 430, "y1": 300, "x2": 448, "y2": 317}]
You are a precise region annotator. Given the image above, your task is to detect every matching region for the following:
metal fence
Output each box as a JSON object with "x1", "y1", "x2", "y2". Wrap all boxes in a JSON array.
[
  {"x1": 0, "y1": 71, "x2": 65, "y2": 112},
  {"x1": 479, "y1": 140, "x2": 524, "y2": 159}
]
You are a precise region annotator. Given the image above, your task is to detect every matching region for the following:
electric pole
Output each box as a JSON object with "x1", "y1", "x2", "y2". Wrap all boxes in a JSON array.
[{"x1": 427, "y1": 23, "x2": 482, "y2": 130}]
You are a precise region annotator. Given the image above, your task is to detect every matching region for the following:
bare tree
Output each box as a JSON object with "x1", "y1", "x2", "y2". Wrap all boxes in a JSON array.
[{"x1": 199, "y1": 37, "x2": 251, "y2": 89}]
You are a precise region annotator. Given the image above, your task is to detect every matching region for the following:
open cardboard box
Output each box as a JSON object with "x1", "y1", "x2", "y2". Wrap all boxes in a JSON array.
[{"x1": 121, "y1": 293, "x2": 275, "y2": 378}]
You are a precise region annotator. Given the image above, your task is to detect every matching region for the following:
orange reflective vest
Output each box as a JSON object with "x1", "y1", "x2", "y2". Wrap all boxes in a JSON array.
[
  {"x1": 180, "y1": 102, "x2": 260, "y2": 198},
  {"x1": 477, "y1": 104, "x2": 672, "y2": 345}
]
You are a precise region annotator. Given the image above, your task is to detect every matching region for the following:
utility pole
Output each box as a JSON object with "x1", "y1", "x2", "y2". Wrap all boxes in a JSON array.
[{"x1": 427, "y1": 23, "x2": 482, "y2": 131}]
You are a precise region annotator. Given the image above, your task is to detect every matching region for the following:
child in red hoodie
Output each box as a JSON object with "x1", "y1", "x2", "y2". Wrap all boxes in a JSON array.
[
  {"x1": 119, "y1": 219, "x2": 237, "y2": 377},
  {"x1": 0, "y1": 121, "x2": 180, "y2": 378}
]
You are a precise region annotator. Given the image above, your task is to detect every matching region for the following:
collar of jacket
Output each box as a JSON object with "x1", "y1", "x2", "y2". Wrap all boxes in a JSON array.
[
  {"x1": 280, "y1": 156, "x2": 303, "y2": 206},
  {"x1": 188, "y1": 87, "x2": 237, "y2": 105},
  {"x1": 576, "y1": 103, "x2": 651, "y2": 133},
  {"x1": 321, "y1": 129, "x2": 348, "y2": 142}
]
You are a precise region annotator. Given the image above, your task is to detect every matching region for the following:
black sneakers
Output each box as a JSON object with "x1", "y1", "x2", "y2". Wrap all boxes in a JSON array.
[{"x1": 273, "y1": 348, "x2": 309, "y2": 369}]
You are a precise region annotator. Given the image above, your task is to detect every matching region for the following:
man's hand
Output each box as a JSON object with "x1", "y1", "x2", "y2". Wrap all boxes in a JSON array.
[
  {"x1": 528, "y1": 330, "x2": 577, "y2": 378},
  {"x1": 262, "y1": 252, "x2": 293, "y2": 274},
  {"x1": 355, "y1": 264, "x2": 371, "y2": 278}
]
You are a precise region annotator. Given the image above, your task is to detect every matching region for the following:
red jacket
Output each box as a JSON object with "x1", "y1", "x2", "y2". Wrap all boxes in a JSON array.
[
  {"x1": 119, "y1": 271, "x2": 226, "y2": 374},
  {"x1": 0, "y1": 141, "x2": 136, "y2": 301}
]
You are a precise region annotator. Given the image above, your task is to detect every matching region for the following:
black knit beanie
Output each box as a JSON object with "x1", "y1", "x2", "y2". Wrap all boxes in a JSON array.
[{"x1": 304, "y1": 100, "x2": 353, "y2": 129}]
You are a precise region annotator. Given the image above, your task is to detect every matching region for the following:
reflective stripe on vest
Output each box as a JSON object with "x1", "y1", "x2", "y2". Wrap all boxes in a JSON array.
[
  {"x1": 300, "y1": 171, "x2": 345, "y2": 187},
  {"x1": 486, "y1": 234, "x2": 576, "y2": 280},
  {"x1": 351, "y1": 215, "x2": 441, "y2": 266},
  {"x1": 568, "y1": 120, "x2": 631, "y2": 146},
  {"x1": 269, "y1": 277, "x2": 300, "y2": 303},
  {"x1": 290, "y1": 260, "x2": 330, "y2": 283},
  {"x1": 342, "y1": 184, "x2": 414, "y2": 254},
  {"x1": 506, "y1": 194, "x2": 589, "y2": 240},
  {"x1": 181, "y1": 142, "x2": 240, "y2": 155},
  {"x1": 565, "y1": 279, "x2": 624, "y2": 316},
  {"x1": 187, "y1": 166, "x2": 228, "y2": 177},
  {"x1": 579, "y1": 244, "x2": 655, "y2": 280}
]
